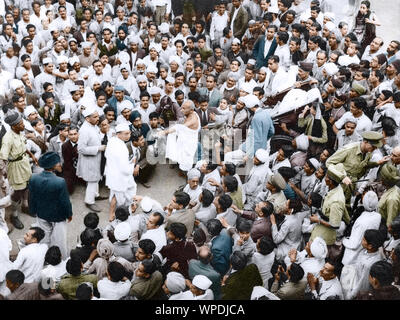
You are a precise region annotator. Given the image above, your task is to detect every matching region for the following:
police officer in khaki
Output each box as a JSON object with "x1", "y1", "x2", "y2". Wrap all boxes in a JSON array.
[
  {"x1": 326, "y1": 131, "x2": 390, "y2": 210},
  {"x1": 377, "y1": 163, "x2": 400, "y2": 227},
  {"x1": 309, "y1": 163, "x2": 348, "y2": 260}
]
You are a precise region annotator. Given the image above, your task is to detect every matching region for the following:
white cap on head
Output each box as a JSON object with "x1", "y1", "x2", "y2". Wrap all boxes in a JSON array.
[
  {"x1": 324, "y1": 11, "x2": 335, "y2": 21},
  {"x1": 24, "y1": 105, "x2": 36, "y2": 118},
  {"x1": 56, "y1": 55, "x2": 68, "y2": 65},
  {"x1": 169, "y1": 56, "x2": 181, "y2": 65},
  {"x1": 149, "y1": 86, "x2": 162, "y2": 95},
  {"x1": 128, "y1": 35, "x2": 141, "y2": 45},
  {"x1": 165, "y1": 76, "x2": 175, "y2": 84},
  {"x1": 295, "y1": 134, "x2": 309, "y2": 151},
  {"x1": 232, "y1": 38, "x2": 241, "y2": 45},
  {"x1": 69, "y1": 56, "x2": 80, "y2": 66},
  {"x1": 15, "y1": 67, "x2": 27, "y2": 80},
  {"x1": 69, "y1": 84, "x2": 81, "y2": 93},
  {"x1": 60, "y1": 113, "x2": 70, "y2": 121},
  {"x1": 141, "y1": 196, "x2": 153, "y2": 213},
  {"x1": 43, "y1": 57, "x2": 53, "y2": 65},
  {"x1": 82, "y1": 105, "x2": 97, "y2": 117},
  {"x1": 81, "y1": 41, "x2": 92, "y2": 49},
  {"x1": 325, "y1": 21, "x2": 336, "y2": 32},
  {"x1": 240, "y1": 82, "x2": 253, "y2": 94},
  {"x1": 149, "y1": 43, "x2": 161, "y2": 53},
  {"x1": 308, "y1": 158, "x2": 321, "y2": 171},
  {"x1": 166, "y1": 272, "x2": 186, "y2": 293},
  {"x1": 243, "y1": 94, "x2": 260, "y2": 109},
  {"x1": 247, "y1": 58, "x2": 256, "y2": 65},
  {"x1": 323, "y1": 62, "x2": 339, "y2": 76},
  {"x1": 255, "y1": 149, "x2": 269, "y2": 163},
  {"x1": 192, "y1": 275, "x2": 212, "y2": 291},
  {"x1": 187, "y1": 168, "x2": 201, "y2": 180},
  {"x1": 158, "y1": 22, "x2": 170, "y2": 34},
  {"x1": 114, "y1": 222, "x2": 131, "y2": 241},
  {"x1": 136, "y1": 58, "x2": 145, "y2": 66},
  {"x1": 115, "y1": 123, "x2": 130, "y2": 133}
]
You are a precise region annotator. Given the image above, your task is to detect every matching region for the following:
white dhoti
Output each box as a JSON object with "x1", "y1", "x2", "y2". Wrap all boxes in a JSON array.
[
  {"x1": 165, "y1": 117, "x2": 200, "y2": 172},
  {"x1": 224, "y1": 149, "x2": 246, "y2": 166},
  {"x1": 36, "y1": 218, "x2": 68, "y2": 260},
  {"x1": 109, "y1": 185, "x2": 137, "y2": 207}
]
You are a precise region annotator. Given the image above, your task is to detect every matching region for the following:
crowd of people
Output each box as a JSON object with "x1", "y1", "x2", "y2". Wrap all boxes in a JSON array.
[{"x1": 0, "y1": 0, "x2": 400, "y2": 301}]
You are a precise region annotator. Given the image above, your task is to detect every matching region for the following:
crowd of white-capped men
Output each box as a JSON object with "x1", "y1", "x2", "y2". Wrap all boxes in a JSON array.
[{"x1": 0, "y1": 0, "x2": 400, "y2": 301}]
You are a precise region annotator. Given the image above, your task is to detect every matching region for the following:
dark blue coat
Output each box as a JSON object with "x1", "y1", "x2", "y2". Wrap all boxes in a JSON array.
[
  {"x1": 210, "y1": 229, "x2": 233, "y2": 276},
  {"x1": 28, "y1": 171, "x2": 73, "y2": 222},
  {"x1": 252, "y1": 36, "x2": 277, "y2": 70}
]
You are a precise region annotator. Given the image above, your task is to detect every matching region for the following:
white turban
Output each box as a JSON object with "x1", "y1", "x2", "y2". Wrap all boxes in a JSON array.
[
  {"x1": 56, "y1": 55, "x2": 68, "y2": 65},
  {"x1": 146, "y1": 65, "x2": 158, "y2": 74},
  {"x1": 24, "y1": 105, "x2": 37, "y2": 118},
  {"x1": 158, "y1": 22, "x2": 170, "y2": 34},
  {"x1": 128, "y1": 35, "x2": 141, "y2": 45},
  {"x1": 192, "y1": 275, "x2": 212, "y2": 291},
  {"x1": 10, "y1": 79, "x2": 24, "y2": 91},
  {"x1": 149, "y1": 43, "x2": 161, "y2": 53},
  {"x1": 325, "y1": 21, "x2": 336, "y2": 32},
  {"x1": 240, "y1": 82, "x2": 253, "y2": 94},
  {"x1": 60, "y1": 113, "x2": 70, "y2": 121},
  {"x1": 362, "y1": 191, "x2": 379, "y2": 212},
  {"x1": 117, "y1": 51, "x2": 130, "y2": 65},
  {"x1": 69, "y1": 56, "x2": 80, "y2": 66},
  {"x1": 295, "y1": 134, "x2": 309, "y2": 151},
  {"x1": 310, "y1": 237, "x2": 328, "y2": 259},
  {"x1": 166, "y1": 272, "x2": 186, "y2": 293},
  {"x1": 169, "y1": 55, "x2": 181, "y2": 65},
  {"x1": 187, "y1": 168, "x2": 201, "y2": 180},
  {"x1": 136, "y1": 75, "x2": 147, "y2": 83},
  {"x1": 15, "y1": 67, "x2": 27, "y2": 80},
  {"x1": 117, "y1": 100, "x2": 133, "y2": 114},
  {"x1": 115, "y1": 123, "x2": 130, "y2": 133},
  {"x1": 136, "y1": 58, "x2": 145, "y2": 66},
  {"x1": 323, "y1": 62, "x2": 339, "y2": 77}
]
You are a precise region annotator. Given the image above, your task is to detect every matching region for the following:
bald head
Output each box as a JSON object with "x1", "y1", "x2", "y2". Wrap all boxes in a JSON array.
[
  {"x1": 198, "y1": 246, "x2": 212, "y2": 264},
  {"x1": 391, "y1": 146, "x2": 400, "y2": 165}
]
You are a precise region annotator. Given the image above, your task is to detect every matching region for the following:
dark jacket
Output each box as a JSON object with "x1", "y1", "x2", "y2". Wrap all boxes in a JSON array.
[
  {"x1": 28, "y1": 171, "x2": 73, "y2": 222},
  {"x1": 253, "y1": 36, "x2": 277, "y2": 70},
  {"x1": 356, "y1": 286, "x2": 400, "y2": 300},
  {"x1": 242, "y1": 210, "x2": 272, "y2": 242},
  {"x1": 62, "y1": 140, "x2": 79, "y2": 194},
  {"x1": 210, "y1": 229, "x2": 233, "y2": 276},
  {"x1": 221, "y1": 263, "x2": 263, "y2": 300}
]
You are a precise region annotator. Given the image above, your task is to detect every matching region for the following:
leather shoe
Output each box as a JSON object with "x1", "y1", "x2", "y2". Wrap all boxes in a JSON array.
[
  {"x1": 11, "y1": 216, "x2": 24, "y2": 230},
  {"x1": 95, "y1": 196, "x2": 108, "y2": 201},
  {"x1": 140, "y1": 182, "x2": 151, "y2": 188},
  {"x1": 85, "y1": 203, "x2": 101, "y2": 212}
]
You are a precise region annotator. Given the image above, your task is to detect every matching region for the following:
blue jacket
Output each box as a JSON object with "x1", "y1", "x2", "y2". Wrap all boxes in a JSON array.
[
  {"x1": 28, "y1": 171, "x2": 73, "y2": 222},
  {"x1": 210, "y1": 229, "x2": 233, "y2": 276},
  {"x1": 252, "y1": 36, "x2": 277, "y2": 70}
]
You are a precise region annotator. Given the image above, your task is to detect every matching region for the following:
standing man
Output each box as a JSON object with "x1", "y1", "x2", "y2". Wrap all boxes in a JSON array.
[
  {"x1": 105, "y1": 123, "x2": 136, "y2": 222},
  {"x1": 62, "y1": 126, "x2": 80, "y2": 194},
  {"x1": 77, "y1": 107, "x2": 106, "y2": 212},
  {"x1": 28, "y1": 152, "x2": 73, "y2": 260},
  {"x1": 229, "y1": 0, "x2": 248, "y2": 40},
  {"x1": 0, "y1": 111, "x2": 36, "y2": 229}
]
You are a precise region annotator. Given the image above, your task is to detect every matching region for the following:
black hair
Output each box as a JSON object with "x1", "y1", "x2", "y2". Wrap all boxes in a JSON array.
[
  {"x1": 201, "y1": 189, "x2": 214, "y2": 208},
  {"x1": 258, "y1": 236, "x2": 276, "y2": 255},
  {"x1": 364, "y1": 229, "x2": 385, "y2": 250},
  {"x1": 268, "y1": 55, "x2": 280, "y2": 63},
  {"x1": 278, "y1": 166, "x2": 296, "y2": 180},
  {"x1": 288, "y1": 263, "x2": 304, "y2": 283},
  {"x1": 80, "y1": 228, "x2": 97, "y2": 246},
  {"x1": 310, "y1": 192, "x2": 323, "y2": 208},
  {"x1": 175, "y1": 90, "x2": 184, "y2": 98},
  {"x1": 95, "y1": 90, "x2": 107, "y2": 99},
  {"x1": 218, "y1": 194, "x2": 233, "y2": 211},
  {"x1": 76, "y1": 283, "x2": 93, "y2": 300},
  {"x1": 83, "y1": 212, "x2": 99, "y2": 229},
  {"x1": 237, "y1": 219, "x2": 252, "y2": 233},
  {"x1": 115, "y1": 205, "x2": 130, "y2": 221},
  {"x1": 230, "y1": 251, "x2": 247, "y2": 271},
  {"x1": 173, "y1": 191, "x2": 191, "y2": 208},
  {"x1": 382, "y1": 116, "x2": 397, "y2": 137},
  {"x1": 169, "y1": 222, "x2": 187, "y2": 240},
  {"x1": 261, "y1": 201, "x2": 274, "y2": 217},
  {"x1": 373, "y1": 69, "x2": 385, "y2": 82},
  {"x1": 152, "y1": 212, "x2": 164, "y2": 226},
  {"x1": 5, "y1": 270, "x2": 25, "y2": 285},
  {"x1": 288, "y1": 198, "x2": 303, "y2": 214},
  {"x1": 41, "y1": 91, "x2": 54, "y2": 102},
  {"x1": 223, "y1": 175, "x2": 238, "y2": 192},
  {"x1": 140, "y1": 91, "x2": 151, "y2": 99},
  {"x1": 138, "y1": 239, "x2": 156, "y2": 255},
  {"x1": 44, "y1": 246, "x2": 62, "y2": 266},
  {"x1": 281, "y1": 144, "x2": 294, "y2": 158},
  {"x1": 206, "y1": 219, "x2": 223, "y2": 237},
  {"x1": 277, "y1": 31, "x2": 289, "y2": 44},
  {"x1": 66, "y1": 257, "x2": 82, "y2": 276},
  {"x1": 390, "y1": 216, "x2": 400, "y2": 238},
  {"x1": 30, "y1": 226, "x2": 45, "y2": 243},
  {"x1": 148, "y1": 111, "x2": 159, "y2": 120},
  {"x1": 102, "y1": 106, "x2": 115, "y2": 115},
  {"x1": 352, "y1": 97, "x2": 367, "y2": 110},
  {"x1": 107, "y1": 261, "x2": 126, "y2": 282},
  {"x1": 193, "y1": 228, "x2": 207, "y2": 247},
  {"x1": 369, "y1": 260, "x2": 394, "y2": 287},
  {"x1": 131, "y1": 130, "x2": 143, "y2": 143},
  {"x1": 142, "y1": 259, "x2": 157, "y2": 275},
  {"x1": 253, "y1": 86, "x2": 264, "y2": 96},
  {"x1": 224, "y1": 163, "x2": 236, "y2": 175}
]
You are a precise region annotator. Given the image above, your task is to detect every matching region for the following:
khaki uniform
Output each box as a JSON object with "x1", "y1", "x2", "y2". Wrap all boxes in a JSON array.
[
  {"x1": 326, "y1": 142, "x2": 379, "y2": 215},
  {"x1": 0, "y1": 130, "x2": 32, "y2": 190},
  {"x1": 378, "y1": 185, "x2": 400, "y2": 227},
  {"x1": 310, "y1": 185, "x2": 347, "y2": 245}
]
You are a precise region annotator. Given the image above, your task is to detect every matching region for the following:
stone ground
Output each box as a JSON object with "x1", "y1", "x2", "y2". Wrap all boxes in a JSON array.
[{"x1": 6, "y1": 0, "x2": 400, "y2": 255}]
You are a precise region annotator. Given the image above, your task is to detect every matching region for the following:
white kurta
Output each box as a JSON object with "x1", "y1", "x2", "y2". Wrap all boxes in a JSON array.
[
  {"x1": 140, "y1": 227, "x2": 167, "y2": 254},
  {"x1": 165, "y1": 113, "x2": 201, "y2": 172},
  {"x1": 105, "y1": 136, "x2": 137, "y2": 201},
  {"x1": 12, "y1": 243, "x2": 48, "y2": 283},
  {"x1": 342, "y1": 211, "x2": 381, "y2": 265}
]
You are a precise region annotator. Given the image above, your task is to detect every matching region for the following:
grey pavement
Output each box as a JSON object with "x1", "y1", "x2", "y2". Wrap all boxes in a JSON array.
[{"x1": 8, "y1": 164, "x2": 186, "y2": 256}]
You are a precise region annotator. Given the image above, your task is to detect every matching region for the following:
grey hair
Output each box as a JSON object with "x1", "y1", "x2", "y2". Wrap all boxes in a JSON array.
[{"x1": 184, "y1": 100, "x2": 195, "y2": 110}]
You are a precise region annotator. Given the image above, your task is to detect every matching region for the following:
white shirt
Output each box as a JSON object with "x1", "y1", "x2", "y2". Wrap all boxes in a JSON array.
[
  {"x1": 210, "y1": 12, "x2": 229, "y2": 41},
  {"x1": 312, "y1": 277, "x2": 344, "y2": 300},
  {"x1": 338, "y1": 54, "x2": 360, "y2": 67},
  {"x1": 97, "y1": 279, "x2": 131, "y2": 300},
  {"x1": 12, "y1": 243, "x2": 48, "y2": 283},
  {"x1": 334, "y1": 111, "x2": 372, "y2": 135},
  {"x1": 274, "y1": 44, "x2": 291, "y2": 70},
  {"x1": 140, "y1": 227, "x2": 167, "y2": 254}
]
